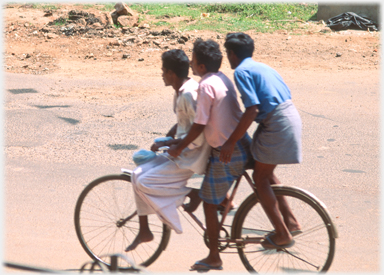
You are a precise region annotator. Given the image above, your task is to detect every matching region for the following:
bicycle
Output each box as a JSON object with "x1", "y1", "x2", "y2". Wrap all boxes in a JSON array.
[{"x1": 74, "y1": 165, "x2": 338, "y2": 273}]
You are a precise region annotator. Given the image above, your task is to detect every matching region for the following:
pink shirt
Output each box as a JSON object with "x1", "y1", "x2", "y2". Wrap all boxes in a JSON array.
[{"x1": 194, "y1": 72, "x2": 243, "y2": 148}]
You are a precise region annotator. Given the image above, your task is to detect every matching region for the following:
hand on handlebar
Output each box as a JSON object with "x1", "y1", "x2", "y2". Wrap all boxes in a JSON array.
[
  {"x1": 167, "y1": 144, "x2": 182, "y2": 158},
  {"x1": 150, "y1": 142, "x2": 166, "y2": 152}
]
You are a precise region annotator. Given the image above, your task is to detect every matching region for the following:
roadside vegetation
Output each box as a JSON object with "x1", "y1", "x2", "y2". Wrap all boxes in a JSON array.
[{"x1": 28, "y1": 2, "x2": 318, "y2": 33}]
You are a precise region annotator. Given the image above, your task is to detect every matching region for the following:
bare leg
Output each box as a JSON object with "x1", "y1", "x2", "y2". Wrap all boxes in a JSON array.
[
  {"x1": 270, "y1": 174, "x2": 301, "y2": 232},
  {"x1": 190, "y1": 202, "x2": 222, "y2": 269},
  {"x1": 253, "y1": 161, "x2": 292, "y2": 246},
  {"x1": 125, "y1": 215, "x2": 154, "y2": 252}
]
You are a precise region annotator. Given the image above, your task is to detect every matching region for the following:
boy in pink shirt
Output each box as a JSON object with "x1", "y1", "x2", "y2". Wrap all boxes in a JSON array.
[{"x1": 168, "y1": 39, "x2": 252, "y2": 271}]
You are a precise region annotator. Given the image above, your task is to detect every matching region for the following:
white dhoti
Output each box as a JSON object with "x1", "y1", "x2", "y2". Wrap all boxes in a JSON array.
[{"x1": 131, "y1": 154, "x2": 194, "y2": 234}]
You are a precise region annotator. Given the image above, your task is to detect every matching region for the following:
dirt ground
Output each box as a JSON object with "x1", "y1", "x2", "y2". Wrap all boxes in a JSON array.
[{"x1": 4, "y1": 3, "x2": 380, "y2": 81}]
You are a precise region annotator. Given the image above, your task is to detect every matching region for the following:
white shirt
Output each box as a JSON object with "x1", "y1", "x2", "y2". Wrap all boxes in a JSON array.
[{"x1": 170, "y1": 78, "x2": 211, "y2": 174}]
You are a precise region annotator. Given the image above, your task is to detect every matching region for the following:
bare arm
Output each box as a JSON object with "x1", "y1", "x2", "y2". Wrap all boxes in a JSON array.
[
  {"x1": 166, "y1": 123, "x2": 177, "y2": 138},
  {"x1": 150, "y1": 123, "x2": 178, "y2": 151},
  {"x1": 150, "y1": 138, "x2": 182, "y2": 152},
  {"x1": 219, "y1": 105, "x2": 259, "y2": 163},
  {"x1": 167, "y1": 123, "x2": 206, "y2": 157}
]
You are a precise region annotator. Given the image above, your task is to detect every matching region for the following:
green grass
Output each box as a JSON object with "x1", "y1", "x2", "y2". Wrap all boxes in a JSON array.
[
  {"x1": 21, "y1": 2, "x2": 318, "y2": 33},
  {"x1": 92, "y1": 3, "x2": 115, "y2": 11},
  {"x1": 154, "y1": 21, "x2": 171, "y2": 27},
  {"x1": 129, "y1": 2, "x2": 317, "y2": 33},
  {"x1": 77, "y1": 4, "x2": 94, "y2": 10},
  {"x1": 29, "y1": 3, "x2": 61, "y2": 10}
]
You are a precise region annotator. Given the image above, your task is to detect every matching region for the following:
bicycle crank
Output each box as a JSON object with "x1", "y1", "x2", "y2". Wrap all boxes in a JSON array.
[{"x1": 203, "y1": 227, "x2": 230, "y2": 252}]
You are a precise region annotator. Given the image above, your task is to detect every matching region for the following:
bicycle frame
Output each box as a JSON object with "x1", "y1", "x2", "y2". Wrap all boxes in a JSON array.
[
  {"x1": 76, "y1": 168, "x2": 336, "y2": 272},
  {"x1": 182, "y1": 171, "x2": 265, "y2": 247}
]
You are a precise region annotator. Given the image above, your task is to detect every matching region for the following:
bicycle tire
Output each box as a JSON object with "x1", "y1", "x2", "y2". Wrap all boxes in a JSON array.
[
  {"x1": 74, "y1": 173, "x2": 171, "y2": 270},
  {"x1": 232, "y1": 185, "x2": 336, "y2": 273}
]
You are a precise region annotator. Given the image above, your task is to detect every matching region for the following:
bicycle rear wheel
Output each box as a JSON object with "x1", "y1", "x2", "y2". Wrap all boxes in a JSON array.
[
  {"x1": 232, "y1": 185, "x2": 336, "y2": 273},
  {"x1": 74, "y1": 173, "x2": 171, "y2": 270}
]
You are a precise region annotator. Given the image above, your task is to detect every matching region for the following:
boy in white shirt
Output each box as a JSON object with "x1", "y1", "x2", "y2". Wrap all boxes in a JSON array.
[{"x1": 126, "y1": 49, "x2": 211, "y2": 251}]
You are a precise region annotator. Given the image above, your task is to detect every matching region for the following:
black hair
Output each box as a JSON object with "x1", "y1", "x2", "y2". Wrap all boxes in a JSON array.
[
  {"x1": 224, "y1": 32, "x2": 254, "y2": 60},
  {"x1": 193, "y1": 39, "x2": 222, "y2": 72},
  {"x1": 161, "y1": 49, "x2": 189, "y2": 78}
]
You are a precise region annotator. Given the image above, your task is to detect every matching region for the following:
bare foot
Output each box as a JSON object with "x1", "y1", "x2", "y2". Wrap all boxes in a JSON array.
[
  {"x1": 263, "y1": 232, "x2": 293, "y2": 248},
  {"x1": 183, "y1": 188, "x2": 202, "y2": 213},
  {"x1": 125, "y1": 231, "x2": 154, "y2": 252},
  {"x1": 288, "y1": 226, "x2": 302, "y2": 233},
  {"x1": 286, "y1": 221, "x2": 302, "y2": 233},
  {"x1": 286, "y1": 223, "x2": 301, "y2": 232},
  {"x1": 190, "y1": 256, "x2": 223, "y2": 271},
  {"x1": 265, "y1": 226, "x2": 302, "y2": 238}
]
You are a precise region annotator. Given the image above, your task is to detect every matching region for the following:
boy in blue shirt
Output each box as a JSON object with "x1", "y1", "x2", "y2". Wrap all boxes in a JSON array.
[{"x1": 222, "y1": 32, "x2": 302, "y2": 249}]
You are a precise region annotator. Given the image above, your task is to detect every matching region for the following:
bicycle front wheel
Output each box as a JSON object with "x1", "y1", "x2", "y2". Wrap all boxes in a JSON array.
[
  {"x1": 74, "y1": 173, "x2": 171, "y2": 270},
  {"x1": 232, "y1": 185, "x2": 336, "y2": 273}
]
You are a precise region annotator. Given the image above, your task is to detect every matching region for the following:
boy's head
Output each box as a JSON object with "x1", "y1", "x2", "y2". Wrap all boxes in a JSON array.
[
  {"x1": 161, "y1": 49, "x2": 189, "y2": 82},
  {"x1": 161, "y1": 49, "x2": 189, "y2": 86},
  {"x1": 224, "y1": 32, "x2": 254, "y2": 63},
  {"x1": 191, "y1": 39, "x2": 222, "y2": 76}
]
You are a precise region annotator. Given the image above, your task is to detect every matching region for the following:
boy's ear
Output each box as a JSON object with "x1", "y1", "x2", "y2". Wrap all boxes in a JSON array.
[
  {"x1": 228, "y1": 49, "x2": 235, "y2": 59},
  {"x1": 165, "y1": 68, "x2": 174, "y2": 76},
  {"x1": 199, "y1": 63, "x2": 207, "y2": 73}
]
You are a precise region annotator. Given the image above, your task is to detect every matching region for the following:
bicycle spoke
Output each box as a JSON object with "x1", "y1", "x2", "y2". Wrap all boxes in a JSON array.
[
  {"x1": 74, "y1": 175, "x2": 171, "y2": 269},
  {"x1": 281, "y1": 249, "x2": 320, "y2": 270},
  {"x1": 81, "y1": 222, "x2": 116, "y2": 238},
  {"x1": 81, "y1": 201, "x2": 117, "y2": 223},
  {"x1": 233, "y1": 187, "x2": 335, "y2": 273},
  {"x1": 87, "y1": 226, "x2": 120, "y2": 254}
]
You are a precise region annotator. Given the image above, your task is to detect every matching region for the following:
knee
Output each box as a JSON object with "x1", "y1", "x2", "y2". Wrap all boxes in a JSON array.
[
  {"x1": 253, "y1": 163, "x2": 276, "y2": 181},
  {"x1": 252, "y1": 169, "x2": 266, "y2": 181},
  {"x1": 252, "y1": 170, "x2": 273, "y2": 186}
]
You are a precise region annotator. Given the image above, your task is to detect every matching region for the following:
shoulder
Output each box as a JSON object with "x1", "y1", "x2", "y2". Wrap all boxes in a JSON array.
[
  {"x1": 181, "y1": 78, "x2": 199, "y2": 91},
  {"x1": 200, "y1": 72, "x2": 235, "y2": 92},
  {"x1": 186, "y1": 78, "x2": 199, "y2": 89},
  {"x1": 201, "y1": 72, "x2": 229, "y2": 85},
  {"x1": 180, "y1": 78, "x2": 198, "y2": 96},
  {"x1": 236, "y1": 58, "x2": 259, "y2": 73},
  {"x1": 235, "y1": 59, "x2": 273, "y2": 81},
  {"x1": 198, "y1": 73, "x2": 215, "y2": 91}
]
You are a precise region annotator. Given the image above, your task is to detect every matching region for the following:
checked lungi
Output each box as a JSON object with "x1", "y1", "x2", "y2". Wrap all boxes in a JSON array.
[{"x1": 199, "y1": 134, "x2": 252, "y2": 205}]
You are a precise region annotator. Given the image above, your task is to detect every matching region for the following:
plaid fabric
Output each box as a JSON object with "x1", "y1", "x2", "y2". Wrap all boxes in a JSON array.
[{"x1": 199, "y1": 134, "x2": 252, "y2": 205}]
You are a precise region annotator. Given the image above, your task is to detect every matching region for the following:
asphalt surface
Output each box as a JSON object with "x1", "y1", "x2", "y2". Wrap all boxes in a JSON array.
[{"x1": 4, "y1": 68, "x2": 380, "y2": 273}]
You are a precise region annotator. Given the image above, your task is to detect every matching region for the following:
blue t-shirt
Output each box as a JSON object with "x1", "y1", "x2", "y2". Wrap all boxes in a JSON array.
[{"x1": 234, "y1": 57, "x2": 291, "y2": 122}]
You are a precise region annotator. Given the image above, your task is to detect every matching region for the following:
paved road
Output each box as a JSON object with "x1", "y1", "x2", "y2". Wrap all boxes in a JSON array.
[{"x1": 4, "y1": 69, "x2": 380, "y2": 273}]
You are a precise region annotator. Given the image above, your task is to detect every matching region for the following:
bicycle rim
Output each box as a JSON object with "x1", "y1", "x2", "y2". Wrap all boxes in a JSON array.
[
  {"x1": 233, "y1": 187, "x2": 335, "y2": 273},
  {"x1": 74, "y1": 174, "x2": 171, "y2": 270}
]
